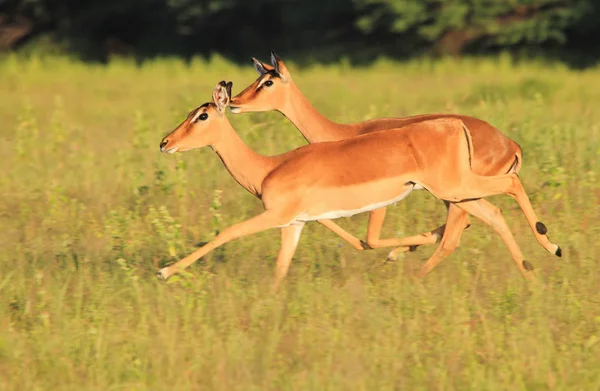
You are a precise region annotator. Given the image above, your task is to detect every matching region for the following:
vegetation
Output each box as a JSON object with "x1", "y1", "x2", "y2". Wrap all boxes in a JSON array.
[
  {"x1": 2, "y1": 0, "x2": 600, "y2": 63},
  {"x1": 0, "y1": 53, "x2": 599, "y2": 390}
]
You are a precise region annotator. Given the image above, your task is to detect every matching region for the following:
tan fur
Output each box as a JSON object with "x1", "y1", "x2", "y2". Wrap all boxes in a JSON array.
[
  {"x1": 229, "y1": 53, "x2": 528, "y2": 274},
  {"x1": 231, "y1": 57, "x2": 521, "y2": 176},
  {"x1": 156, "y1": 82, "x2": 559, "y2": 289}
]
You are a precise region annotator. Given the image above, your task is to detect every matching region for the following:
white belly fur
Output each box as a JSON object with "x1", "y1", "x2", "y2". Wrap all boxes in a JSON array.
[{"x1": 295, "y1": 186, "x2": 417, "y2": 222}]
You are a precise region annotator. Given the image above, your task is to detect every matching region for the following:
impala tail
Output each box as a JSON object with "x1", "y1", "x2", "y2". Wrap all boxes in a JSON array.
[{"x1": 159, "y1": 81, "x2": 233, "y2": 153}]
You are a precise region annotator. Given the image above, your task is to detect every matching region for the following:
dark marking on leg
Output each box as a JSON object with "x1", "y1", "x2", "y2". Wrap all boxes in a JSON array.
[
  {"x1": 505, "y1": 155, "x2": 520, "y2": 174},
  {"x1": 522, "y1": 260, "x2": 534, "y2": 271},
  {"x1": 461, "y1": 124, "x2": 473, "y2": 168},
  {"x1": 465, "y1": 224, "x2": 471, "y2": 230},
  {"x1": 409, "y1": 245, "x2": 418, "y2": 252},
  {"x1": 555, "y1": 246, "x2": 562, "y2": 257},
  {"x1": 360, "y1": 240, "x2": 373, "y2": 250},
  {"x1": 535, "y1": 222, "x2": 548, "y2": 235}
]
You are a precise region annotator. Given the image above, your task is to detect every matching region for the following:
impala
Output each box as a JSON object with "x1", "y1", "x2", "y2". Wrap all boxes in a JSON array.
[
  {"x1": 157, "y1": 81, "x2": 560, "y2": 290},
  {"x1": 229, "y1": 51, "x2": 536, "y2": 268}
]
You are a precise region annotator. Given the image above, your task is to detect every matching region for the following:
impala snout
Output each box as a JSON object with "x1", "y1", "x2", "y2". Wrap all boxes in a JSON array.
[
  {"x1": 228, "y1": 98, "x2": 245, "y2": 114},
  {"x1": 159, "y1": 138, "x2": 178, "y2": 154}
]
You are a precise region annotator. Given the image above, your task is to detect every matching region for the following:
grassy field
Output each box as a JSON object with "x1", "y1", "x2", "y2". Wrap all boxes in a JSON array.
[{"x1": 1, "y1": 53, "x2": 599, "y2": 390}]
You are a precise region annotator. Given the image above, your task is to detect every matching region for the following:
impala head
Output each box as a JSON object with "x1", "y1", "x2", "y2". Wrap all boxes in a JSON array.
[
  {"x1": 229, "y1": 50, "x2": 292, "y2": 114},
  {"x1": 159, "y1": 81, "x2": 233, "y2": 153}
]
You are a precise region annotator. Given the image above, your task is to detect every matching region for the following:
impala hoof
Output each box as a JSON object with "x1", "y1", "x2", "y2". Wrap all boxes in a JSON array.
[
  {"x1": 360, "y1": 240, "x2": 373, "y2": 250},
  {"x1": 411, "y1": 269, "x2": 426, "y2": 280},
  {"x1": 522, "y1": 260, "x2": 534, "y2": 271},
  {"x1": 386, "y1": 250, "x2": 397, "y2": 262},
  {"x1": 156, "y1": 268, "x2": 169, "y2": 281},
  {"x1": 555, "y1": 246, "x2": 562, "y2": 257}
]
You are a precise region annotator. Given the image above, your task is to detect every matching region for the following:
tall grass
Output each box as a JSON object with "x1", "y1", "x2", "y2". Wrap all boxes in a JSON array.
[{"x1": 1, "y1": 53, "x2": 599, "y2": 390}]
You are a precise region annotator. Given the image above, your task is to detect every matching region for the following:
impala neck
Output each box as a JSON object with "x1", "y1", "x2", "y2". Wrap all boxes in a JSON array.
[
  {"x1": 280, "y1": 82, "x2": 357, "y2": 143},
  {"x1": 211, "y1": 122, "x2": 276, "y2": 197}
]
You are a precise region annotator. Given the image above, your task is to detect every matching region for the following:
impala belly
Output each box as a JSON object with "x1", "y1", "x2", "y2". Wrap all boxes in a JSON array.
[{"x1": 294, "y1": 179, "x2": 417, "y2": 222}]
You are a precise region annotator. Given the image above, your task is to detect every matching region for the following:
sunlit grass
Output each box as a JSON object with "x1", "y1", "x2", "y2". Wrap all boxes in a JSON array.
[{"x1": 1, "y1": 53, "x2": 599, "y2": 390}]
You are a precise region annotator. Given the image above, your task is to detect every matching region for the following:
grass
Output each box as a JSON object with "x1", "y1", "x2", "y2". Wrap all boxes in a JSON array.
[{"x1": 0, "y1": 52, "x2": 599, "y2": 390}]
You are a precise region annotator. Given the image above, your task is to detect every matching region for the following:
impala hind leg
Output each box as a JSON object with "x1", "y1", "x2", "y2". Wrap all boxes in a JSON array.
[
  {"x1": 455, "y1": 174, "x2": 561, "y2": 257},
  {"x1": 318, "y1": 205, "x2": 467, "y2": 253},
  {"x1": 389, "y1": 203, "x2": 469, "y2": 277},
  {"x1": 385, "y1": 202, "x2": 470, "y2": 262},
  {"x1": 367, "y1": 202, "x2": 471, "y2": 252},
  {"x1": 455, "y1": 199, "x2": 537, "y2": 281},
  {"x1": 509, "y1": 177, "x2": 561, "y2": 257},
  {"x1": 318, "y1": 211, "x2": 455, "y2": 253},
  {"x1": 317, "y1": 214, "x2": 444, "y2": 252},
  {"x1": 364, "y1": 208, "x2": 450, "y2": 250},
  {"x1": 157, "y1": 211, "x2": 288, "y2": 280},
  {"x1": 272, "y1": 223, "x2": 305, "y2": 293}
]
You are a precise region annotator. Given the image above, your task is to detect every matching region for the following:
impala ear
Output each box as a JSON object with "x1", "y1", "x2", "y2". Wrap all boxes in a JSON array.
[
  {"x1": 213, "y1": 81, "x2": 231, "y2": 113},
  {"x1": 270, "y1": 50, "x2": 290, "y2": 81},
  {"x1": 251, "y1": 57, "x2": 271, "y2": 75},
  {"x1": 225, "y1": 81, "x2": 233, "y2": 98}
]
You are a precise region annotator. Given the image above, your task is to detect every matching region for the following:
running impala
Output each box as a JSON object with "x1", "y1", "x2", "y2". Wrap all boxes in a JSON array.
[
  {"x1": 229, "y1": 51, "x2": 529, "y2": 266},
  {"x1": 157, "y1": 81, "x2": 560, "y2": 291}
]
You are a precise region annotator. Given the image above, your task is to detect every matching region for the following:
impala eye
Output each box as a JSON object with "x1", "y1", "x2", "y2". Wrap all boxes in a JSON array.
[
  {"x1": 264, "y1": 80, "x2": 274, "y2": 87},
  {"x1": 197, "y1": 113, "x2": 208, "y2": 121}
]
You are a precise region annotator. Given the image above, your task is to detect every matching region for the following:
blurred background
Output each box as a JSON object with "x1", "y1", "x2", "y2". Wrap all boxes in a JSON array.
[
  {"x1": 2, "y1": 1, "x2": 600, "y2": 390},
  {"x1": 2, "y1": 0, "x2": 600, "y2": 66}
]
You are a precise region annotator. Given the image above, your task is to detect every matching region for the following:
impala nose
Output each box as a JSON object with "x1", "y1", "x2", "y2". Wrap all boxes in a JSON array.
[{"x1": 159, "y1": 139, "x2": 168, "y2": 151}]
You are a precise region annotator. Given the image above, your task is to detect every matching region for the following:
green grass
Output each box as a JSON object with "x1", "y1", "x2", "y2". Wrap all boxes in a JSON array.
[{"x1": 1, "y1": 53, "x2": 599, "y2": 390}]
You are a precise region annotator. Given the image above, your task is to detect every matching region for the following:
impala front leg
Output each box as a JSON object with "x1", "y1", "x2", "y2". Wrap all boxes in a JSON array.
[
  {"x1": 272, "y1": 223, "x2": 305, "y2": 293},
  {"x1": 157, "y1": 211, "x2": 287, "y2": 280}
]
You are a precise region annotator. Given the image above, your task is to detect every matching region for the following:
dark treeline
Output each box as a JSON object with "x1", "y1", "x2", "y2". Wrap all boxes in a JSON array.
[{"x1": 1, "y1": 0, "x2": 600, "y2": 67}]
